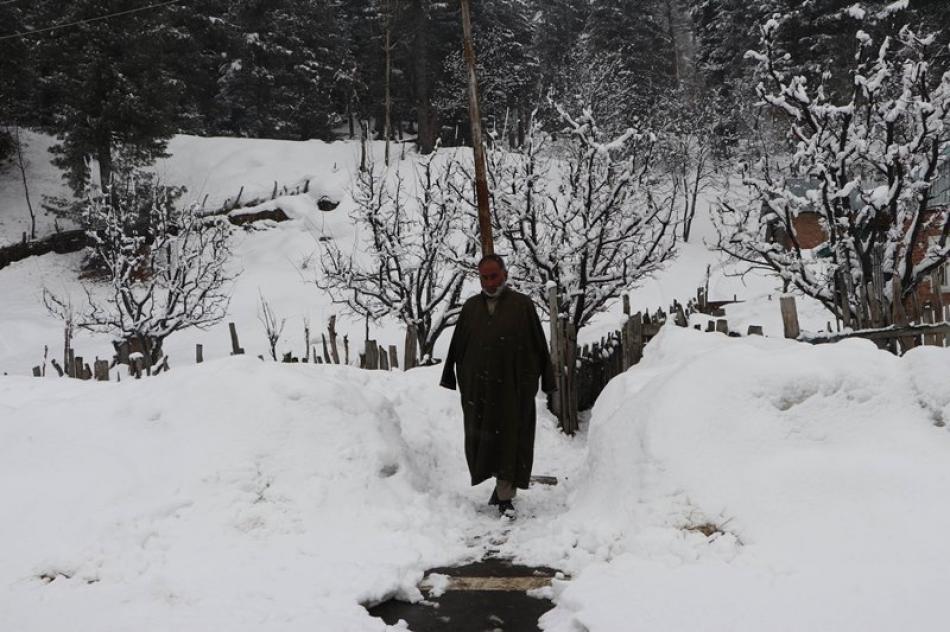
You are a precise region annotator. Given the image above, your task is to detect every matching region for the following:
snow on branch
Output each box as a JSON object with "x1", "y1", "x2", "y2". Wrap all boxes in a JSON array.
[
  {"x1": 714, "y1": 15, "x2": 950, "y2": 324},
  {"x1": 488, "y1": 107, "x2": 677, "y2": 330},
  {"x1": 317, "y1": 152, "x2": 476, "y2": 361},
  {"x1": 44, "y1": 173, "x2": 234, "y2": 373}
]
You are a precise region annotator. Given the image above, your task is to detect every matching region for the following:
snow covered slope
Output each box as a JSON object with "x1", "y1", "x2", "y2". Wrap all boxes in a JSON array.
[
  {"x1": 0, "y1": 131, "x2": 831, "y2": 377},
  {"x1": 6, "y1": 132, "x2": 940, "y2": 631}
]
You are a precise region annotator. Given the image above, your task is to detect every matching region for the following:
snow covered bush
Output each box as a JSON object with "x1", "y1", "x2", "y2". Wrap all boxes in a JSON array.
[
  {"x1": 714, "y1": 16, "x2": 950, "y2": 324},
  {"x1": 318, "y1": 153, "x2": 475, "y2": 362},
  {"x1": 488, "y1": 105, "x2": 678, "y2": 330},
  {"x1": 44, "y1": 174, "x2": 234, "y2": 373}
]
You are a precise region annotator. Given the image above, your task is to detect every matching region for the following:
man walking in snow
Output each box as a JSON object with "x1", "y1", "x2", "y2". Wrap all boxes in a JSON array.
[{"x1": 439, "y1": 254, "x2": 555, "y2": 516}]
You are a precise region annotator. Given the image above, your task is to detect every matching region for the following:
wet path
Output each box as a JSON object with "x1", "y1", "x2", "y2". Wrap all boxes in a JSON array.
[{"x1": 368, "y1": 559, "x2": 562, "y2": 631}]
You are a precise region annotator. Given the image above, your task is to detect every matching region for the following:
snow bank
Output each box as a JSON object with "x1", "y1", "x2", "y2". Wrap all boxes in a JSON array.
[
  {"x1": 0, "y1": 359, "x2": 482, "y2": 631},
  {"x1": 537, "y1": 327, "x2": 950, "y2": 631}
]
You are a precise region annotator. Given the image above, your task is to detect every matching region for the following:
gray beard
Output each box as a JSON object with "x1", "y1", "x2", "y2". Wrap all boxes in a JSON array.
[{"x1": 483, "y1": 281, "x2": 507, "y2": 298}]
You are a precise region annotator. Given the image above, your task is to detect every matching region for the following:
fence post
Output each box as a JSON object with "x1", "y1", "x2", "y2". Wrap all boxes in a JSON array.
[
  {"x1": 365, "y1": 340, "x2": 379, "y2": 369},
  {"x1": 563, "y1": 322, "x2": 578, "y2": 435},
  {"x1": 922, "y1": 308, "x2": 937, "y2": 346},
  {"x1": 547, "y1": 285, "x2": 564, "y2": 420},
  {"x1": 229, "y1": 322, "x2": 245, "y2": 355},
  {"x1": 379, "y1": 350, "x2": 390, "y2": 371},
  {"x1": 94, "y1": 359, "x2": 110, "y2": 381},
  {"x1": 780, "y1": 296, "x2": 800, "y2": 339},
  {"x1": 621, "y1": 313, "x2": 643, "y2": 370},
  {"x1": 328, "y1": 316, "x2": 341, "y2": 364},
  {"x1": 196, "y1": 344, "x2": 203, "y2": 364},
  {"x1": 674, "y1": 301, "x2": 688, "y2": 327},
  {"x1": 404, "y1": 324, "x2": 418, "y2": 370},
  {"x1": 388, "y1": 345, "x2": 399, "y2": 369}
]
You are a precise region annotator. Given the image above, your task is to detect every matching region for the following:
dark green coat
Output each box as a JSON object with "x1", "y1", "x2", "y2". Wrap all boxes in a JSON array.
[{"x1": 440, "y1": 287, "x2": 555, "y2": 489}]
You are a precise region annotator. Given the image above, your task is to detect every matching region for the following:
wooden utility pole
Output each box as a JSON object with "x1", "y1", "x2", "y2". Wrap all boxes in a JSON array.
[
  {"x1": 460, "y1": 0, "x2": 494, "y2": 255},
  {"x1": 383, "y1": 0, "x2": 393, "y2": 166}
]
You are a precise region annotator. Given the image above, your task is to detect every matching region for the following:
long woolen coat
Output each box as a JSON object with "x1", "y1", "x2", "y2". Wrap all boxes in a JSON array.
[{"x1": 440, "y1": 287, "x2": 555, "y2": 489}]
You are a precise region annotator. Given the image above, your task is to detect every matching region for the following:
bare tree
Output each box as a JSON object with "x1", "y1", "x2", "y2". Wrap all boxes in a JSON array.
[
  {"x1": 488, "y1": 105, "x2": 679, "y2": 330},
  {"x1": 258, "y1": 292, "x2": 286, "y2": 361},
  {"x1": 318, "y1": 151, "x2": 475, "y2": 361},
  {"x1": 45, "y1": 174, "x2": 234, "y2": 373},
  {"x1": 8, "y1": 124, "x2": 36, "y2": 240},
  {"x1": 714, "y1": 18, "x2": 950, "y2": 325},
  {"x1": 655, "y1": 92, "x2": 724, "y2": 242}
]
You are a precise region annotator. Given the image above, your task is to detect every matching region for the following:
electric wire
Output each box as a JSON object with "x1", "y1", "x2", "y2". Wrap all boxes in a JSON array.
[{"x1": 0, "y1": 0, "x2": 184, "y2": 41}]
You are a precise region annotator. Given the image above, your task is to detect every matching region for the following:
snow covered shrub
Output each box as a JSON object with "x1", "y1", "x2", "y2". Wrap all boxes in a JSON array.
[
  {"x1": 318, "y1": 152, "x2": 475, "y2": 362},
  {"x1": 44, "y1": 174, "x2": 234, "y2": 373},
  {"x1": 714, "y1": 16, "x2": 950, "y2": 324},
  {"x1": 488, "y1": 105, "x2": 678, "y2": 330}
]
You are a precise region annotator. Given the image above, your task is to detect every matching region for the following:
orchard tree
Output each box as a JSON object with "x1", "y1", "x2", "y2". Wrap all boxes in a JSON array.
[
  {"x1": 318, "y1": 151, "x2": 476, "y2": 361},
  {"x1": 45, "y1": 174, "x2": 234, "y2": 373},
  {"x1": 489, "y1": 105, "x2": 678, "y2": 331},
  {"x1": 714, "y1": 17, "x2": 950, "y2": 326},
  {"x1": 29, "y1": 0, "x2": 181, "y2": 194}
]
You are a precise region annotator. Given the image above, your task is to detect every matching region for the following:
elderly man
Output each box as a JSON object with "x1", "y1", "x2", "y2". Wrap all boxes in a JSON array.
[{"x1": 440, "y1": 254, "x2": 555, "y2": 516}]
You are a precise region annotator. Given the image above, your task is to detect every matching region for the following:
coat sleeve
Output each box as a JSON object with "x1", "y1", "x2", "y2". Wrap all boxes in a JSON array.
[
  {"x1": 439, "y1": 307, "x2": 467, "y2": 390},
  {"x1": 528, "y1": 299, "x2": 556, "y2": 394}
]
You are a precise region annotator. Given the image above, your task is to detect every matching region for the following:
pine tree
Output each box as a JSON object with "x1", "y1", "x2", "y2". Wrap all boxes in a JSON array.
[
  {"x1": 435, "y1": 0, "x2": 540, "y2": 147},
  {"x1": 213, "y1": 0, "x2": 349, "y2": 140},
  {"x1": 28, "y1": 0, "x2": 181, "y2": 193},
  {"x1": 0, "y1": 4, "x2": 35, "y2": 163}
]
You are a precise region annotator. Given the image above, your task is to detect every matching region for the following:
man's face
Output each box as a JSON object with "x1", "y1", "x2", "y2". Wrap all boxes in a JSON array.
[{"x1": 479, "y1": 260, "x2": 507, "y2": 295}]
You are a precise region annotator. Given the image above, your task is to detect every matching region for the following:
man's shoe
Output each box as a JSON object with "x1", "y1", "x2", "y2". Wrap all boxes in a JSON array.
[
  {"x1": 497, "y1": 500, "x2": 515, "y2": 517},
  {"x1": 488, "y1": 489, "x2": 499, "y2": 506}
]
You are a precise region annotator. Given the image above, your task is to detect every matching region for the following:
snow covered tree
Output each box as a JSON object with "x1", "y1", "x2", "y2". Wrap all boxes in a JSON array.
[
  {"x1": 318, "y1": 152, "x2": 476, "y2": 361},
  {"x1": 714, "y1": 17, "x2": 950, "y2": 325},
  {"x1": 586, "y1": 0, "x2": 677, "y2": 103},
  {"x1": 45, "y1": 174, "x2": 234, "y2": 373},
  {"x1": 29, "y1": 0, "x2": 181, "y2": 193},
  {"x1": 654, "y1": 90, "x2": 724, "y2": 242},
  {"x1": 0, "y1": 3, "x2": 32, "y2": 164},
  {"x1": 214, "y1": 0, "x2": 350, "y2": 140},
  {"x1": 489, "y1": 105, "x2": 679, "y2": 330},
  {"x1": 435, "y1": 0, "x2": 540, "y2": 147}
]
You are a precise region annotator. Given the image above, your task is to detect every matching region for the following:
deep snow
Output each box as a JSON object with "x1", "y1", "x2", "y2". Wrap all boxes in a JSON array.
[
  {"x1": 3, "y1": 328, "x2": 950, "y2": 631},
  {"x1": 3, "y1": 132, "x2": 948, "y2": 631}
]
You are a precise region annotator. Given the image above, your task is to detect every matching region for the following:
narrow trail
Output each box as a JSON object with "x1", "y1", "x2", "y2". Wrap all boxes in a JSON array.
[{"x1": 368, "y1": 478, "x2": 570, "y2": 632}]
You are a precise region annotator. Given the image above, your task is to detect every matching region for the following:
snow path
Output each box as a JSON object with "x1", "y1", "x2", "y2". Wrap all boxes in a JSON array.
[{"x1": 0, "y1": 357, "x2": 588, "y2": 631}]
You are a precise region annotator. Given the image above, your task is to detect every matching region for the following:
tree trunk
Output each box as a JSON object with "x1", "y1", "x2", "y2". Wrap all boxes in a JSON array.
[
  {"x1": 13, "y1": 125, "x2": 36, "y2": 240},
  {"x1": 412, "y1": 1, "x2": 438, "y2": 154},
  {"x1": 662, "y1": 0, "x2": 699, "y2": 94},
  {"x1": 384, "y1": 2, "x2": 393, "y2": 166},
  {"x1": 97, "y1": 140, "x2": 113, "y2": 192}
]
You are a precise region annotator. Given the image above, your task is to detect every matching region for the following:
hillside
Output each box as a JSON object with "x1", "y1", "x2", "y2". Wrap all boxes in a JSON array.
[{"x1": 4, "y1": 133, "x2": 944, "y2": 632}]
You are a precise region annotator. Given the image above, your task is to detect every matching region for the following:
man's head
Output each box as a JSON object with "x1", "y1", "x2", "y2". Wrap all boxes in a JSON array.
[{"x1": 478, "y1": 254, "x2": 508, "y2": 297}]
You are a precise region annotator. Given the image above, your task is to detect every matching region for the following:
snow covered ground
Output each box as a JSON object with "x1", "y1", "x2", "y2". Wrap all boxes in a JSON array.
[
  {"x1": 3, "y1": 327, "x2": 949, "y2": 631},
  {"x1": 3, "y1": 133, "x2": 948, "y2": 630}
]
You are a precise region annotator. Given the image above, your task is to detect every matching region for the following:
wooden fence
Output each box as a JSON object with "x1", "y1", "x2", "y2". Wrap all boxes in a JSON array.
[
  {"x1": 547, "y1": 287, "x2": 754, "y2": 434},
  {"x1": 29, "y1": 314, "x2": 423, "y2": 381},
  {"x1": 781, "y1": 294, "x2": 950, "y2": 354}
]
